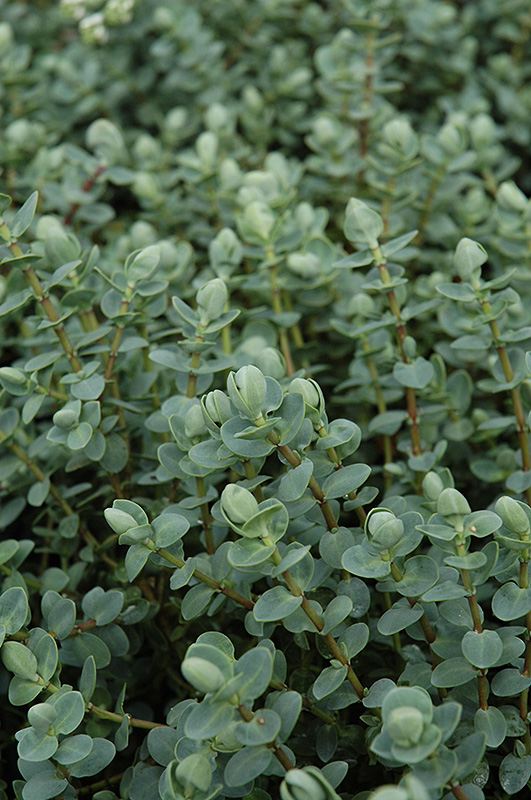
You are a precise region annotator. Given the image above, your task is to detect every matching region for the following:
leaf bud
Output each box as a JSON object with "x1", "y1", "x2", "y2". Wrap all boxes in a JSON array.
[
  {"x1": 287, "y1": 252, "x2": 320, "y2": 279},
  {"x1": 240, "y1": 201, "x2": 275, "y2": 242},
  {"x1": 227, "y1": 365, "x2": 267, "y2": 420},
  {"x1": 205, "y1": 102, "x2": 230, "y2": 132},
  {"x1": 184, "y1": 404, "x2": 208, "y2": 441},
  {"x1": 125, "y1": 244, "x2": 161, "y2": 282},
  {"x1": 104, "y1": 508, "x2": 139, "y2": 535},
  {"x1": 280, "y1": 768, "x2": 333, "y2": 800},
  {"x1": 133, "y1": 133, "x2": 162, "y2": 165},
  {"x1": 256, "y1": 347, "x2": 285, "y2": 380},
  {"x1": 175, "y1": 753, "x2": 212, "y2": 793},
  {"x1": 495, "y1": 496, "x2": 530, "y2": 536},
  {"x1": 402, "y1": 336, "x2": 416, "y2": 360},
  {"x1": 132, "y1": 172, "x2": 161, "y2": 201},
  {"x1": 196, "y1": 278, "x2": 228, "y2": 325},
  {"x1": 221, "y1": 484, "x2": 259, "y2": 525},
  {"x1": 385, "y1": 707, "x2": 424, "y2": 747},
  {"x1": 422, "y1": 471, "x2": 444, "y2": 501},
  {"x1": 497, "y1": 181, "x2": 528, "y2": 212},
  {"x1": 202, "y1": 390, "x2": 233, "y2": 432},
  {"x1": 289, "y1": 378, "x2": 325, "y2": 426},
  {"x1": 453, "y1": 238, "x2": 487, "y2": 286},
  {"x1": 86, "y1": 120, "x2": 124, "y2": 164},
  {"x1": 164, "y1": 107, "x2": 188, "y2": 134},
  {"x1": 181, "y1": 657, "x2": 225, "y2": 694},
  {"x1": 242, "y1": 84, "x2": 264, "y2": 112},
  {"x1": 367, "y1": 510, "x2": 404, "y2": 551},
  {"x1": 130, "y1": 220, "x2": 157, "y2": 248},
  {"x1": 348, "y1": 292, "x2": 374, "y2": 317},
  {"x1": 469, "y1": 113, "x2": 496, "y2": 149},
  {"x1": 382, "y1": 118, "x2": 419, "y2": 160},
  {"x1": 53, "y1": 408, "x2": 80, "y2": 430},
  {"x1": 312, "y1": 116, "x2": 339, "y2": 146},
  {"x1": 437, "y1": 488, "x2": 471, "y2": 524},
  {"x1": 437, "y1": 122, "x2": 466, "y2": 155},
  {"x1": 219, "y1": 158, "x2": 243, "y2": 190},
  {"x1": 209, "y1": 228, "x2": 242, "y2": 276},
  {"x1": 28, "y1": 703, "x2": 57, "y2": 734},
  {"x1": 196, "y1": 131, "x2": 218, "y2": 169},
  {"x1": 344, "y1": 199, "x2": 384, "y2": 249}
]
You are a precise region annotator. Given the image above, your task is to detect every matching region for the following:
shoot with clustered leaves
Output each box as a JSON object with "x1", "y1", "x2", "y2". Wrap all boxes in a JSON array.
[{"x1": 3, "y1": 2, "x2": 531, "y2": 799}]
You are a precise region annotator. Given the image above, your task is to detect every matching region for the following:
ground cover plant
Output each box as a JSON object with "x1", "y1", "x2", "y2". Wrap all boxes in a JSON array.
[{"x1": 3, "y1": 0, "x2": 531, "y2": 798}]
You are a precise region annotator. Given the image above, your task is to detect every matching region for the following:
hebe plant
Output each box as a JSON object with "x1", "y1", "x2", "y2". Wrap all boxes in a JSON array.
[{"x1": 3, "y1": 0, "x2": 531, "y2": 798}]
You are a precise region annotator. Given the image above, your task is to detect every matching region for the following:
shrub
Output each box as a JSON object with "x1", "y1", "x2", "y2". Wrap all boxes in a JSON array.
[{"x1": 2, "y1": 1, "x2": 531, "y2": 799}]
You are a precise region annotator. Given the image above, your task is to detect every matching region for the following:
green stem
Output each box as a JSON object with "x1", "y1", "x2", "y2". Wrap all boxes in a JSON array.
[
  {"x1": 155, "y1": 546, "x2": 254, "y2": 610},
  {"x1": 266, "y1": 247, "x2": 295, "y2": 376},
  {"x1": 0, "y1": 228, "x2": 82, "y2": 373},
  {"x1": 268, "y1": 431, "x2": 339, "y2": 531},
  {"x1": 267, "y1": 541, "x2": 365, "y2": 699},
  {"x1": 40, "y1": 678, "x2": 164, "y2": 729},
  {"x1": 455, "y1": 541, "x2": 488, "y2": 710},
  {"x1": 186, "y1": 341, "x2": 215, "y2": 554},
  {"x1": 237, "y1": 703, "x2": 295, "y2": 771},
  {"x1": 23, "y1": 263, "x2": 83, "y2": 373},
  {"x1": 196, "y1": 476, "x2": 215, "y2": 555},
  {"x1": 78, "y1": 772, "x2": 124, "y2": 796},
  {"x1": 362, "y1": 337, "x2": 393, "y2": 486},
  {"x1": 519, "y1": 559, "x2": 531, "y2": 753},
  {"x1": 372, "y1": 246, "x2": 422, "y2": 457},
  {"x1": 242, "y1": 459, "x2": 265, "y2": 502},
  {"x1": 482, "y1": 300, "x2": 531, "y2": 505},
  {"x1": 390, "y1": 562, "x2": 443, "y2": 674},
  {"x1": 316, "y1": 425, "x2": 367, "y2": 525},
  {"x1": 358, "y1": 25, "x2": 376, "y2": 182},
  {"x1": 103, "y1": 290, "x2": 133, "y2": 383}
]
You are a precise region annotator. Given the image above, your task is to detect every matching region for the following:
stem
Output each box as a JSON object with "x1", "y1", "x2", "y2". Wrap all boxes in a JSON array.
[
  {"x1": 88, "y1": 704, "x2": 164, "y2": 729},
  {"x1": 450, "y1": 784, "x2": 471, "y2": 800},
  {"x1": 267, "y1": 431, "x2": 339, "y2": 531},
  {"x1": 242, "y1": 459, "x2": 265, "y2": 502},
  {"x1": 519, "y1": 559, "x2": 531, "y2": 753},
  {"x1": 390, "y1": 562, "x2": 444, "y2": 675},
  {"x1": 316, "y1": 425, "x2": 367, "y2": 525},
  {"x1": 268, "y1": 542, "x2": 365, "y2": 699},
  {"x1": 23, "y1": 263, "x2": 83, "y2": 372},
  {"x1": 358, "y1": 25, "x2": 376, "y2": 182},
  {"x1": 186, "y1": 342, "x2": 215, "y2": 554},
  {"x1": 456, "y1": 541, "x2": 488, "y2": 710},
  {"x1": 155, "y1": 546, "x2": 254, "y2": 610},
  {"x1": 237, "y1": 703, "x2": 295, "y2": 771},
  {"x1": 103, "y1": 289, "x2": 133, "y2": 384},
  {"x1": 78, "y1": 772, "x2": 124, "y2": 796},
  {"x1": 186, "y1": 349, "x2": 202, "y2": 399},
  {"x1": 482, "y1": 300, "x2": 531, "y2": 504},
  {"x1": 64, "y1": 163, "x2": 106, "y2": 227},
  {"x1": 40, "y1": 677, "x2": 164, "y2": 728},
  {"x1": 196, "y1": 476, "x2": 215, "y2": 555},
  {"x1": 266, "y1": 248, "x2": 295, "y2": 376},
  {"x1": 0, "y1": 228, "x2": 82, "y2": 370},
  {"x1": 416, "y1": 163, "x2": 446, "y2": 244},
  {"x1": 362, "y1": 337, "x2": 393, "y2": 484},
  {"x1": 372, "y1": 246, "x2": 422, "y2": 456}
]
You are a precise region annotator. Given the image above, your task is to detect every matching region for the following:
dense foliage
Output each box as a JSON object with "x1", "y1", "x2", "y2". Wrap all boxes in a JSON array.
[{"x1": 3, "y1": 1, "x2": 531, "y2": 798}]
